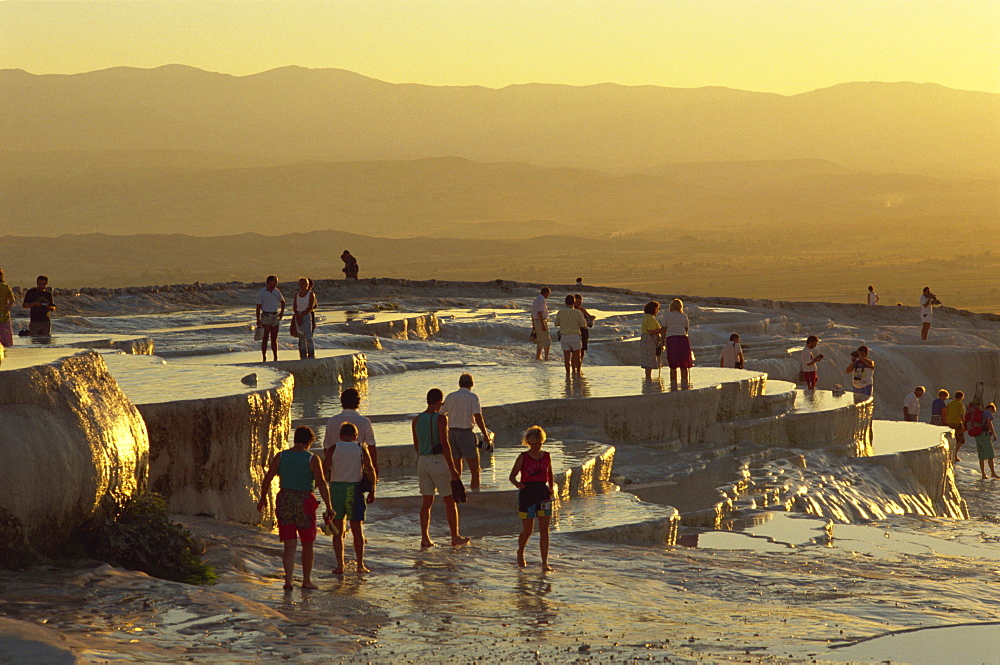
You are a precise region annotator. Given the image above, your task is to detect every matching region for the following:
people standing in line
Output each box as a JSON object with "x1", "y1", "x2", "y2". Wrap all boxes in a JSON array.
[
  {"x1": 640, "y1": 301, "x2": 666, "y2": 381},
  {"x1": 930, "y1": 389, "x2": 949, "y2": 426},
  {"x1": 324, "y1": 388, "x2": 379, "y2": 475},
  {"x1": 844, "y1": 345, "x2": 875, "y2": 396},
  {"x1": 531, "y1": 287, "x2": 551, "y2": 361},
  {"x1": 22, "y1": 275, "x2": 56, "y2": 337},
  {"x1": 555, "y1": 294, "x2": 588, "y2": 374},
  {"x1": 903, "y1": 386, "x2": 925, "y2": 422},
  {"x1": 664, "y1": 299, "x2": 694, "y2": 389},
  {"x1": 867, "y1": 285, "x2": 879, "y2": 306},
  {"x1": 720, "y1": 333, "x2": 744, "y2": 369},
  {"x1": 508, "y1": 426, "x2": 554, "y2": 571},
  {"x1": 293, "y1": 277, "x2": 317, "y2": 359},
  {"x1": 412, "y1": 388, "x2": 470, "y2": 547},
  {"x1": 574, "y1": 293, "x2": 596, "y2": 365},
  {"x1": 256, "y1": 275, "x2": 285, "y2": 362},
  {"x1": 0, "y1": 269, "x2": 14, "y2": 347},
  {"x1": 970, "y1": 403, "x2": 998, "y2": 479},
  {"x1": 919, "y1": 286, "x2": 940, "y2": 340},
  {"x1": 945, "y1": 390, "x2": 967, "y2": 461},
  {"x1": 799, "y1": 336, "x2": 823, "y2": 390},
  {"x1": 341, "y1": 251, "x2": 359, "y2": 279},
  {"x1": 441, "y1": 373, "x2": 492, "y2": 490},
  {"x1": 324, "y1": 422, "x2": 377, "y2": 574},
  {"x1": 256, "y1": 426, "x2": 333, "y2": 590}
]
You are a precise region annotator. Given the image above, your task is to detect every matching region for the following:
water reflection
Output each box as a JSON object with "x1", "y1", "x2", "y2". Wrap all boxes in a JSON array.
[
  {"x1": 514, "y1": 572, "x2": 555, "y2": 637},
  {"x1": 564, "y1": 372, "x2": 592, "y2": 398},
  {"x1": 641, "y1": 377, "x2": 666, "y2": 394}
]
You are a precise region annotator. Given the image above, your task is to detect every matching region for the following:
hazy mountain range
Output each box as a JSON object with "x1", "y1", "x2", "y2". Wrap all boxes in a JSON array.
[{"x1": 3, "y1": 65, "x2": 998, "y2": 176}]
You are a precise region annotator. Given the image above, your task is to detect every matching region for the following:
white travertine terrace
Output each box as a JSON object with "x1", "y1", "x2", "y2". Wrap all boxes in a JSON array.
[{"x1": 175, "y1": 349, "x2": 368, "y2": 386}]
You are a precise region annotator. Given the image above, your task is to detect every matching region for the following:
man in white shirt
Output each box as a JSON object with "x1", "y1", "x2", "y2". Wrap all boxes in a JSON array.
[
  {"x1": 554, "y1": 294, "x2": 588, "y2": 373},
  {"x1": 441, "y1": 373, "x2": 491, "y2": 489},
  {"x1": 324, "y1": 388, "x2": 379, "y2": 478},
  {"x1": 867, "y1": 285, "x2": 879, "y2": 306},
  {"x1": 531, "y1": 287, "x2": 551, "y2": 361},
  {"x1": 919, "y1": 287, "x2": 939, "y2": 340},
  {"x1": 719, "y1": 333, "x2": 744, "y2": 369},
  {"x1": 903, "y1": 386, "x2": 925, "y2": 422},
  {"x1": 255, "y1": 275, "x2": 285, "y2": 362}
]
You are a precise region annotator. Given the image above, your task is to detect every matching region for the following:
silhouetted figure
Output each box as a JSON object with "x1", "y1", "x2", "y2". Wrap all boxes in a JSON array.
[{"x1": 341, "y1": 251, "x2": 359, "y2": 279}]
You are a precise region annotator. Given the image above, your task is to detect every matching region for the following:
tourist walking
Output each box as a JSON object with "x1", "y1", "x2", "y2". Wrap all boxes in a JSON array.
[
  {"x1": 509, "y1": 426, "x2": 554, "y2": 571},
  {"x1": 324, "y1": 388, "x2": 379, "y2": 474},
  {"x1": 720, "y1": 333, "x2": 744, "y2": 369},
  {"x1": 640, "y1": 301, "x2": 666, "y2": 381},
  {"x1": 574, "y1": 293, "x2": 596, "y2": 364},
  {"x1": 919, "y1": 286, "x2": 940, "y2": 340},
  {"x1": 966, "y1": 401, "x2": 998, "y2": 479},
  {"x1": 324, "y1": 422, "x2": 378, "y2": 574},
  {"x1": 930, "y1": 389, "x2": 949, "y2": 426},
  {"x1": 255, "y1": 275, "x2": 285, "y2": 362},
  {"x1": 0, "y1": 269, "x2": 14, "y2": 347},
  {"x1": 903, "y1": 386, "x2": 925, "y2": 422},
  {"x1": 844, "y1": 345, "x2": 874, "y2": 396},
  {"x1": 256, "y1": 426, "x2": 333, "y2": 590},
  {"x1": 867, "y1": 285, "x2": 879, "y2": 306},
  {"x1": 665, "y1": 299, "x2": 693, "y2": 389},
  {"x1": 22, "y1": 275, "x2": 56, "y2": 337},
  {"x1": 293, "y1": 277, "x2": 317, "y2": 359},
  {"x1": 945, "y1": 391, "x2": 967, "y2": 461},
  {"x1": 441, "y1": 373, "x2": 492, "y2": 490},
  {"x1": 412, "y1": 388, "x2": 470, "y2": 547},
  {"x1": 531, "y1": 287, "x2": 551, "y2": 361},
  {"x1": 341, "y1": 251, "x2": 359, "y2": 279},
  {"x1": 800, "y1": 336, "x2": 823, "y2": 390},
  {"x1": 555, "y1": 295, "x2": 588, "y2": 373}
]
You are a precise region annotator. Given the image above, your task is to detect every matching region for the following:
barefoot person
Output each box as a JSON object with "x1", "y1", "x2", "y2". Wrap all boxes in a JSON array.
[
  {"x1": 509, "y1": 426, "x2": 554, "y2": 571},
  {"x1": 0, "y1": 269, "x2": 14, "y2": 347},
  {"x1": 256, "y1": 426, "x2": 333, "y2": 590},
  {"x1": 531, "y1": 287, "x2": 551, "y2": 361},
  {"x1": 967, "y1": 402, "x2": 998, "y2": 479},
  {"x1": 412, "y1": 388, "x2": 470, "y2": 547},
  {"x1": 945, "y1": 391, "x2": 967, "y2": 461},
  {"x1": 22, "y1": 275, "x2": 56, "y2": 337},
  {"x1": 640, "y1": 301, "x2": 666, "y2": 381},
  {"x1": 293, "y1": 277, "x2": 317, "y2": 359},
  {"x1": 324, "y1": 422, "x2": 377, "y2": 574},
  {"x1": 555, "y1": 294, "x2": 588, "y2": 373},
  {"x1": 255, "y1": 275, "x2": 285, "y2": 362},
  {"x1": 441, "y1": 373, "x2": 492, "y2": 490},
  {"x1": 574, "y1": 293, "x2": 596, "y2": 364},
  {"x1": 665, "y1": 299, "x2": 693, "y2": 389}
]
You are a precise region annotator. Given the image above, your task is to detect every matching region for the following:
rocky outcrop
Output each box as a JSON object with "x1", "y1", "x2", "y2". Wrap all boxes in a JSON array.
[
  {"x1": 0, "y1": 352, "x2": 149, "y2": 559},
  {"x1": 256, "y1": 351, "x2": 367, "y2": 386},
  {"x1": 340, "y1": 313, "x2": 440, "y2": 340},
  {"x1": 138, "y1": 373, "x2": 294, "y2": 525}
]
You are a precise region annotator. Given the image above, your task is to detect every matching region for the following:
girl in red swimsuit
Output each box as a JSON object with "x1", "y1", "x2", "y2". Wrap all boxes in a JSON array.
[{"x1": 509, "y1": 426, "x2": 555, "y2": 571}]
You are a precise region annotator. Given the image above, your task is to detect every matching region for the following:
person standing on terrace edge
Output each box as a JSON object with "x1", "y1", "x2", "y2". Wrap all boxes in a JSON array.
[
  {"x1": 325, "y1": 387, "x2": 379, "y2": 476},
  {"x1": 867, "y1": 285, "x2": 879, "y2": 306},
  {"x1": 555, "y1": 294, "x2": 588, "y2": 374},
  {"x1": 256, "y1": 275, "x2": 285, "y2": 362},
  {"x1": 903, "y1": 386, "x2": 925, "y2": 422},
  {"x1": 845, "y1": 345, "x2": 874, "y2": 397},
  {"x1": 919, "y1": 286, "x2": 940, "y2": 340},
  {"x1": 531, "y1": 287, "x2": 551, "y2": 361},
  {"x1": 640, "y1": 301, "x2": 666, "y2": 381},
  {"x1": 22, "y1": 275, "x2": 56, "y2": 337},
  {"x1": 509, "y1": 426, "x2": 555, "y2": 571},
  {"x1": 971, "y1": 403, "x2": 998, "y2": 479},
  {"x1": 293, "y1": 277, "x2": 317, "y2": 359},
  {"x1": 257, "y1": 426, "x2": 333, "y2": 590},
  {"x1": 413, "y1": 388, "x2": 470, "y2": 547},
  {"x1": 341, "y1": 250, "x2": 359, "y2": 279},
  {"x1": 664, "y1": 299, "x2": 694, "y2": 389},
  {"x1": 800, "y1": 336, "x2": 823, "y2": 390},
  {"x1": 441, "y1": 373, "x2": 492, "y2": 490},
  {"x1": 0, "y1": 269, "x2": 14, "y2": 347}
]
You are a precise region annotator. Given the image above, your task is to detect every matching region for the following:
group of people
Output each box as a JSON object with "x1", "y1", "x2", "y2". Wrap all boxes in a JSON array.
[
  {"x1": 905, "y1": 387, "x2": 999, "y2": 478},
  {"x1": 640, "y1": 299, "x2": 695, "y2": 387},
  {"x1": 866, "y1": 284, "x2": 942, "y2": 341},
  {"x1": 530, "y1": 287, "x2": 596, "y2": 373},
  {"x1": 258, "y1": 374, "x2": 556, "y2": 588},
  {"x1": 255, "y1": 275, "x2": 319, "y2": 361},
  {"x1": 0, "y1": 272, "x2": 57, "y2": 346}
]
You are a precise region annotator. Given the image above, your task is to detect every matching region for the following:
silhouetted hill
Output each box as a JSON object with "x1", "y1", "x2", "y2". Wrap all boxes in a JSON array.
[{"x1": 2, "y1": 66, "x2": 997, "y2": 176}]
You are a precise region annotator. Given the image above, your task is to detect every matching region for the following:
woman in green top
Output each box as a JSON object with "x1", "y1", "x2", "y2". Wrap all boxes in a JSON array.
[
  {"x1": 640, "y1": 301, "x2": 667, "y2": 380},
  {"x1": 257, "y1": 426, "x2": 333, "y2": 590}
]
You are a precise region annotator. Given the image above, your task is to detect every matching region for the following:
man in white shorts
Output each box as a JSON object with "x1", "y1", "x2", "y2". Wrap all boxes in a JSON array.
[
  {"x1": 412, "y1": 388, "x2": 469, "y2": 547},
  {"x1": 554, "y1": 294, "x2": 588, "y2": 373},
  {"x1": 441, "y1": 373, "x2": 492, "y2": 490},
  {"x1": 919, "y1": 286, "x2": 939, "y2": 340},
  {"x1": 255, "y1": 275, "x2": 285, "y2": 362}
]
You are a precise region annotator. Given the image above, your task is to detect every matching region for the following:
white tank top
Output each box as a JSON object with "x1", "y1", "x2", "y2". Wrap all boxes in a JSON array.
[
  {"x1": 295, "y1": 291, "x2": 312, "y2": 313},
  {"x1": 328, "y1": 440, "x2": 363, "y2": 483}
]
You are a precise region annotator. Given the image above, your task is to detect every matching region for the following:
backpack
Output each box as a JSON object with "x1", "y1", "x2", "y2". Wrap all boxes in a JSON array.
[{"x1": 966, "y1": 404, "x2": 985, "y2": 437}]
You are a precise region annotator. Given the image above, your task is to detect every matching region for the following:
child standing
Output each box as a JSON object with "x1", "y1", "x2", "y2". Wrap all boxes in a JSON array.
[
  {"x1": 325, "y1": 422, "x2": 378, "y2": 574},
  {"x1": 257, "y1": 426, "x2": 333, "y2": 590},
  {"x1": 509, "y1": 426, "x2": 555, "y2": 571},
  {"x1": 800, "y1": 336, "x2": 823, "y2": 390}
]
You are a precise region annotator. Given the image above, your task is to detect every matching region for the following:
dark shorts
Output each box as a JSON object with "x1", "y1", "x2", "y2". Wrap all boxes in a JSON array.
[
  {"x1": 518, "y1": 482, "x2": 552, "y2": 519},
  {"x1": 853, "y1": 384, "x2": 873, "y2": 397},
  {"x1": 449, "y1": 428, "x2": 479, "y2": 460},
  {"x1": 580, "y1": 327, "x2": 590, "y2": 351},
  {"x1": 666, "y1": 335, "x2": 693, "y2": 369},
  {"x1": 28, "y1": 320, "x2": 51, "y2": 337},
  {"x1": 330, "y1": 481, "x2": 367, "y2": 522}
]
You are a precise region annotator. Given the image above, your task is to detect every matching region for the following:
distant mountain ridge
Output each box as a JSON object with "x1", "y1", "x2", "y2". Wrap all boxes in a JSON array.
[{"x1": 2, "y1": 65, "x2": 997, "y2": 176}]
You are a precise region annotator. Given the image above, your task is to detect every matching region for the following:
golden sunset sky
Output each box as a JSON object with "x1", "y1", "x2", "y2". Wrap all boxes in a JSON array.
[{"x1": 2, "y1": 0, "x2": 998, "y2": 94}]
